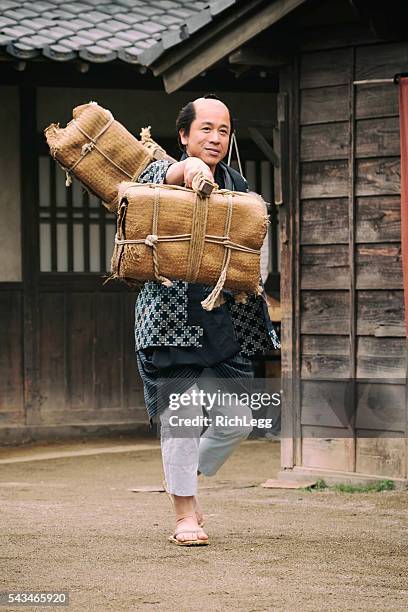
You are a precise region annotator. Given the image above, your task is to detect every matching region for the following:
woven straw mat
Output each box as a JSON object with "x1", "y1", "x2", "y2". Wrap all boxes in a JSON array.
[{"x1": 44, "y1": 102, "x2": 153, "y2": 212}]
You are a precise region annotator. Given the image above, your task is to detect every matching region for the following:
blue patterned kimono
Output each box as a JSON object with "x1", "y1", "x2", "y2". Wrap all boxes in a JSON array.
[{"x1": 134, "y1": 159, "x2": 280, "y2": 419}]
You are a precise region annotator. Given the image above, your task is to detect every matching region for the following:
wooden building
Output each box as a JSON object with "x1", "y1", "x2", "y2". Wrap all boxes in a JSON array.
[
  {"x1": 145, "y1": 0, "x2": 408, "y2": 485},
  {"x1": 0, "y1": 1, "x2": 280, "y2": 444}
]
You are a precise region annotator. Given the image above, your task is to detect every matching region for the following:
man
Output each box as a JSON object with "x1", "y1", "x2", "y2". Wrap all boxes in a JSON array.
[{"x1": 135, "y1": 95, "x2": 280, "y2": 546}]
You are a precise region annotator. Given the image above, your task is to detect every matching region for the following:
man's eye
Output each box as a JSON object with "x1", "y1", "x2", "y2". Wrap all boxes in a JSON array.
[{"x1": 202, "y1": 127, "x2": 210, "y2": 132}]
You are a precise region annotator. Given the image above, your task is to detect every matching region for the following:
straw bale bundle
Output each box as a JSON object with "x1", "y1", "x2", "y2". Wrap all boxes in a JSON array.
[
  {"x1": 110, "y1": 182, "x2": 269, "y2": 310},
  {"x1": 44, "y1": 102, "x2": 171, "y2": 212}
]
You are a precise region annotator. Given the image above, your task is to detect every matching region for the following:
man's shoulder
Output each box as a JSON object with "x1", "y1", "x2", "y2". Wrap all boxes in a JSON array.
[{"x1": 138, "y1": 159, "x2": 173, "y2": 184}]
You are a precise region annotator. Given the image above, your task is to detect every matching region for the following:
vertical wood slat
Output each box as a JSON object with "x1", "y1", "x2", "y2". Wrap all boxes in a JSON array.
[
  {"x1": 38, "y1": 293, "x2": 66, "y2": 414},
  {"x1": 83, "y1": 189, "x2": 90, "y2": 272},
  {"x1": 66, "y1": 175, "x2": 74, "y2": 272},
  {"x1": 348, "y1": 49, "x2": 357, "y2": 473},
  {"x1": 0, "y1": 291, "x2": 24, "y2": 417},
  {"x1": 269, "y1": 162, "x2": 279, "y2": 273},
  {"x1": 99, "y1": 200, "x2": 106, "y2": 273},
  {"x1": 66, "y1": 292, "x2": 95, "y2": 410},
  {"x1": 278, "y1": 64, "x2": 297, "y2": 470},
  {"x1": 293, "y1": 57, "x2": 302, "y2": 468},
  {"x1": 49, "y1": 157, "x2": 57, "y2": 272}
]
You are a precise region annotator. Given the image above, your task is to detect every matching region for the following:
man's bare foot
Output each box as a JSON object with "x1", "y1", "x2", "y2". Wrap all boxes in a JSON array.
[
  {"x1": 172, "y1": 515, "x2": 209, "y2": 544},
  {"x1": 194, "y1": 496, "x2": 204, "y2": 527},
  {"x1": 163, "y1": 480, "x2": 205, "y2": 526}
]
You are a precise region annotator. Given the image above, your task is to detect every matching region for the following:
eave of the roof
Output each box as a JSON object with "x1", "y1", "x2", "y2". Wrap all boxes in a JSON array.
[
  {"x1": 147, "y1": 0, "x2": 309, "y2": 93},
  {"x1": 0, "y1": 0, "x2": 239, "y2": 67}
]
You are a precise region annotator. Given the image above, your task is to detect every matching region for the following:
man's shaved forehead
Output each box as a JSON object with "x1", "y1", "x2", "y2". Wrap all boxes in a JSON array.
[{"x1": 193, "y1": 97, "x2": 229, "y2": 113}]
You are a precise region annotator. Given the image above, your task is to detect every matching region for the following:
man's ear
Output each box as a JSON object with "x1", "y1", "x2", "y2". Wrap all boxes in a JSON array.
[{"x1": 179, "y1": 129, "x2": 188, "y2": 146}]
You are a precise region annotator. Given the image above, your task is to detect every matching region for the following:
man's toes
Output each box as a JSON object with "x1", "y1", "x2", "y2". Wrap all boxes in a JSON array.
[
  {"x1": 175, "y1": 530, "x2": 208, "y2": 542},
  {"x1": 176, "y1": 531, "x2": 197, "y2": 542},
  {"x1": 197, "y1": 529, "x2": 208, "y2": 540}
]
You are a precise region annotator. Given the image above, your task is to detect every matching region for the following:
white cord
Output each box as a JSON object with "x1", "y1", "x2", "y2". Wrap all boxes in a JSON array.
[{"x1": 227, "y1": 131, "x2": 243, "y2": 175}]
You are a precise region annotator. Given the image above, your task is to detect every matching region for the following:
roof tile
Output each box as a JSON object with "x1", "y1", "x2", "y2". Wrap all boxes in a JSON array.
[
  {"x1": 25, "y1": 1, "x2": 55, "y2": 11},
  {"x1": 63, "y1": 3, "x2": 92, "y2": 15},
  {"x1": 6, "y1": 41, "x2": 40, "y2": 58},
  {"x1": 167, "y1": 7, "x2": 197, "y2": 20},
  {"x1": 95, "y1": 4, "x2": 124, "y2": 15},
  {"x1": 3, "y1": 7, "x2": 37, "y2": 19},
  {"x1": 116, "y1": 0, "x2": 145, "y2": 7},
  {"x1": 43, "y1": 44, "x2": 77, "y2": 60},
  {"x1": 19, "y1": 17, "x2": 57, "y2": 30},
  {"x1": 47, "y1": 9, "x2": 77, "y2": 20},
  {"x1": 57, "y1": 37, "x2": 86, "y2": 50},
  {"x1": 0, "y1": 1, "x2": 19, "y2": 11},
  {"x1": 18, "y1": 34, "x2": 55, "y2": 47},
  {"x1": 129, "y1": 5, "x2": 162, "y2": 17},
  {"x1": 62, "y1": 34, "x2": 97, "y2": 48},
  {"x1": 135, "y1": 39, "x2": 152, "y2": 49},
  {"x1": 134, "y1": 21, "x2": 165, "y2": 34},
  {"x1": 42, "y1": 26, "x2": 76, "y2": 41},
  {"x1": 154, "y1": 13, "x2": 182, "y2": 26},
  {"x1": 82, "y1": 0, "x2": 112, "y2": 5},
  {"x1": 79, "y1": 45, "x2": 117, "y2": 61},
  {"x1": 0, "y1": 15, "x2": 16, "y2": 27},
  {"x1": 137, "y1": 40, "x2": 163, "y2": 65},
  {"x1": 2, "y1": 24, "x2": 36, "y2": 37},
  {"x1": 80, "y1": 9, "x2": 112, "y2": 24},
  {"x1": 186, "y1": 7, "x2": 212, "y2": 35},
  {"x1": 79, "y1": 28, "x2": 107, "y2": 42},
  {"x1": 114, "y1": 12, "x2": 148, "y2": 25},
  {"x1": 98, "y1": 19, "x2": 128, "y2": 34},
  {"x1": 118, "y1": 45, "x2": 142, "y2": 63},
  {"x1": 0, "y1": 33, "x2": 13, "y2": 44},
  {"x1": 150, "y1": 0, "x2": 183, "y2": 9},
  {"x1": 210, "y1": 0, "x2": 236, "y2": 16},
  {"x1": 161, "y1": 28, "x2": 184, "y2": 49},
  {"x1": 57, "y1": 18, "x2": 93, "y2": 31},
  {"x1": 98, "y1": 37, "x2": 129, "y2": 50},
  {"x1": 114, "y1": 29, "x2": 148, "y2": 44},
  {"x1": 191, "y1": 1, "x2": 207, "y2": 9}
]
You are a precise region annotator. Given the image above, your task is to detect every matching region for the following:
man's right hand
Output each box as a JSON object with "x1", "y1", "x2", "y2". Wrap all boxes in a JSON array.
[
  {"x1": 183, "y1": 157, "x2": 214, "y2": 188},
  {"x1": 165, "y1": 157, "x2": 214, "y2": 188}
]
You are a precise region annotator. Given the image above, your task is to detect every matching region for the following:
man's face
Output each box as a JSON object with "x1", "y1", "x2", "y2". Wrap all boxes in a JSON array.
[{"x1": 179, "y1": 98, "x2": 231, "y2": 171}]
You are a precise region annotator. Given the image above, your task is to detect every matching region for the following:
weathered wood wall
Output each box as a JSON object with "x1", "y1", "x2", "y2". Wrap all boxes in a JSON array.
[
  {"x1": 36, "y1": 282, "x2": 146, "y2": 425},
  {"x1": 293, "y1": 35, "x2": 407, "y2": 479}
]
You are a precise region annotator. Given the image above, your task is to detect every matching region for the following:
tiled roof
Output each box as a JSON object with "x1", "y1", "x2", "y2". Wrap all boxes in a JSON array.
[{"x1": 0, "y1": 0, "x2": 238, "y2": 65}]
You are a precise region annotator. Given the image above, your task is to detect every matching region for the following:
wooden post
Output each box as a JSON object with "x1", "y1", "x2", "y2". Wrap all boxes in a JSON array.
[
  {"x1": 278, "y1": 63, "x2": 299, "y2": 470},
  {"x1": 20, "y1": 85, "x2": 41, "y2": 426}
]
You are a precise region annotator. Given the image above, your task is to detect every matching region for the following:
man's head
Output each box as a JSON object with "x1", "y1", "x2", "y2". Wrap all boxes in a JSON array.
[{"x1": 176, "y1": 94, "x2": 233, "y2": 171}]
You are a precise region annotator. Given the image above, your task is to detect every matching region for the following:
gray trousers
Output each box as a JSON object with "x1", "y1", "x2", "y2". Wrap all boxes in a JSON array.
[{"x1": 160, "y1": 376, "x2": 253, "y2": 496}]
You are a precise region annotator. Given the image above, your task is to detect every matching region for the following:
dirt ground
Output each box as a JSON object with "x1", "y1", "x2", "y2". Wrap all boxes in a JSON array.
[{"x1": 1, "y1": 437, "x2": 407, "y2": 611}]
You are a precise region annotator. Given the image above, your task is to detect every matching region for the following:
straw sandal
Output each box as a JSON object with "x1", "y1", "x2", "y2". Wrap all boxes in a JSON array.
[
  {"x1": 162, "y1": 479, "x2": 205, "y2": 527},
  {"x1": 169, "y1": 528, "x2": 209, "y2": 546}
]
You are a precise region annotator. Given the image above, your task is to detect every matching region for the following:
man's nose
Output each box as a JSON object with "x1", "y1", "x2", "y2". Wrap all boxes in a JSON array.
[{"x1": 209, "y1": 130, "x2": 220, "y2": 143}]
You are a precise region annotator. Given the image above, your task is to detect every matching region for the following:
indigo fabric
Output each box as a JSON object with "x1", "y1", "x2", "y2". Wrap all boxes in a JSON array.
[{"x1": 134, "y1": 160, "x2": 281, "y2": 357}]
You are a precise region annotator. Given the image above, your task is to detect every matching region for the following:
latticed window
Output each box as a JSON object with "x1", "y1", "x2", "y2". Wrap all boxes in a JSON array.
[{"x1": 38, "y1": 155, "x2": 116, "y2": 273}]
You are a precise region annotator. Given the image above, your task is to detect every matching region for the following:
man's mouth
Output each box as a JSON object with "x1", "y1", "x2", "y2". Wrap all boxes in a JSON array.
[{"x1": 205, "y1": 148, "x2": 221, "y2": 155}]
